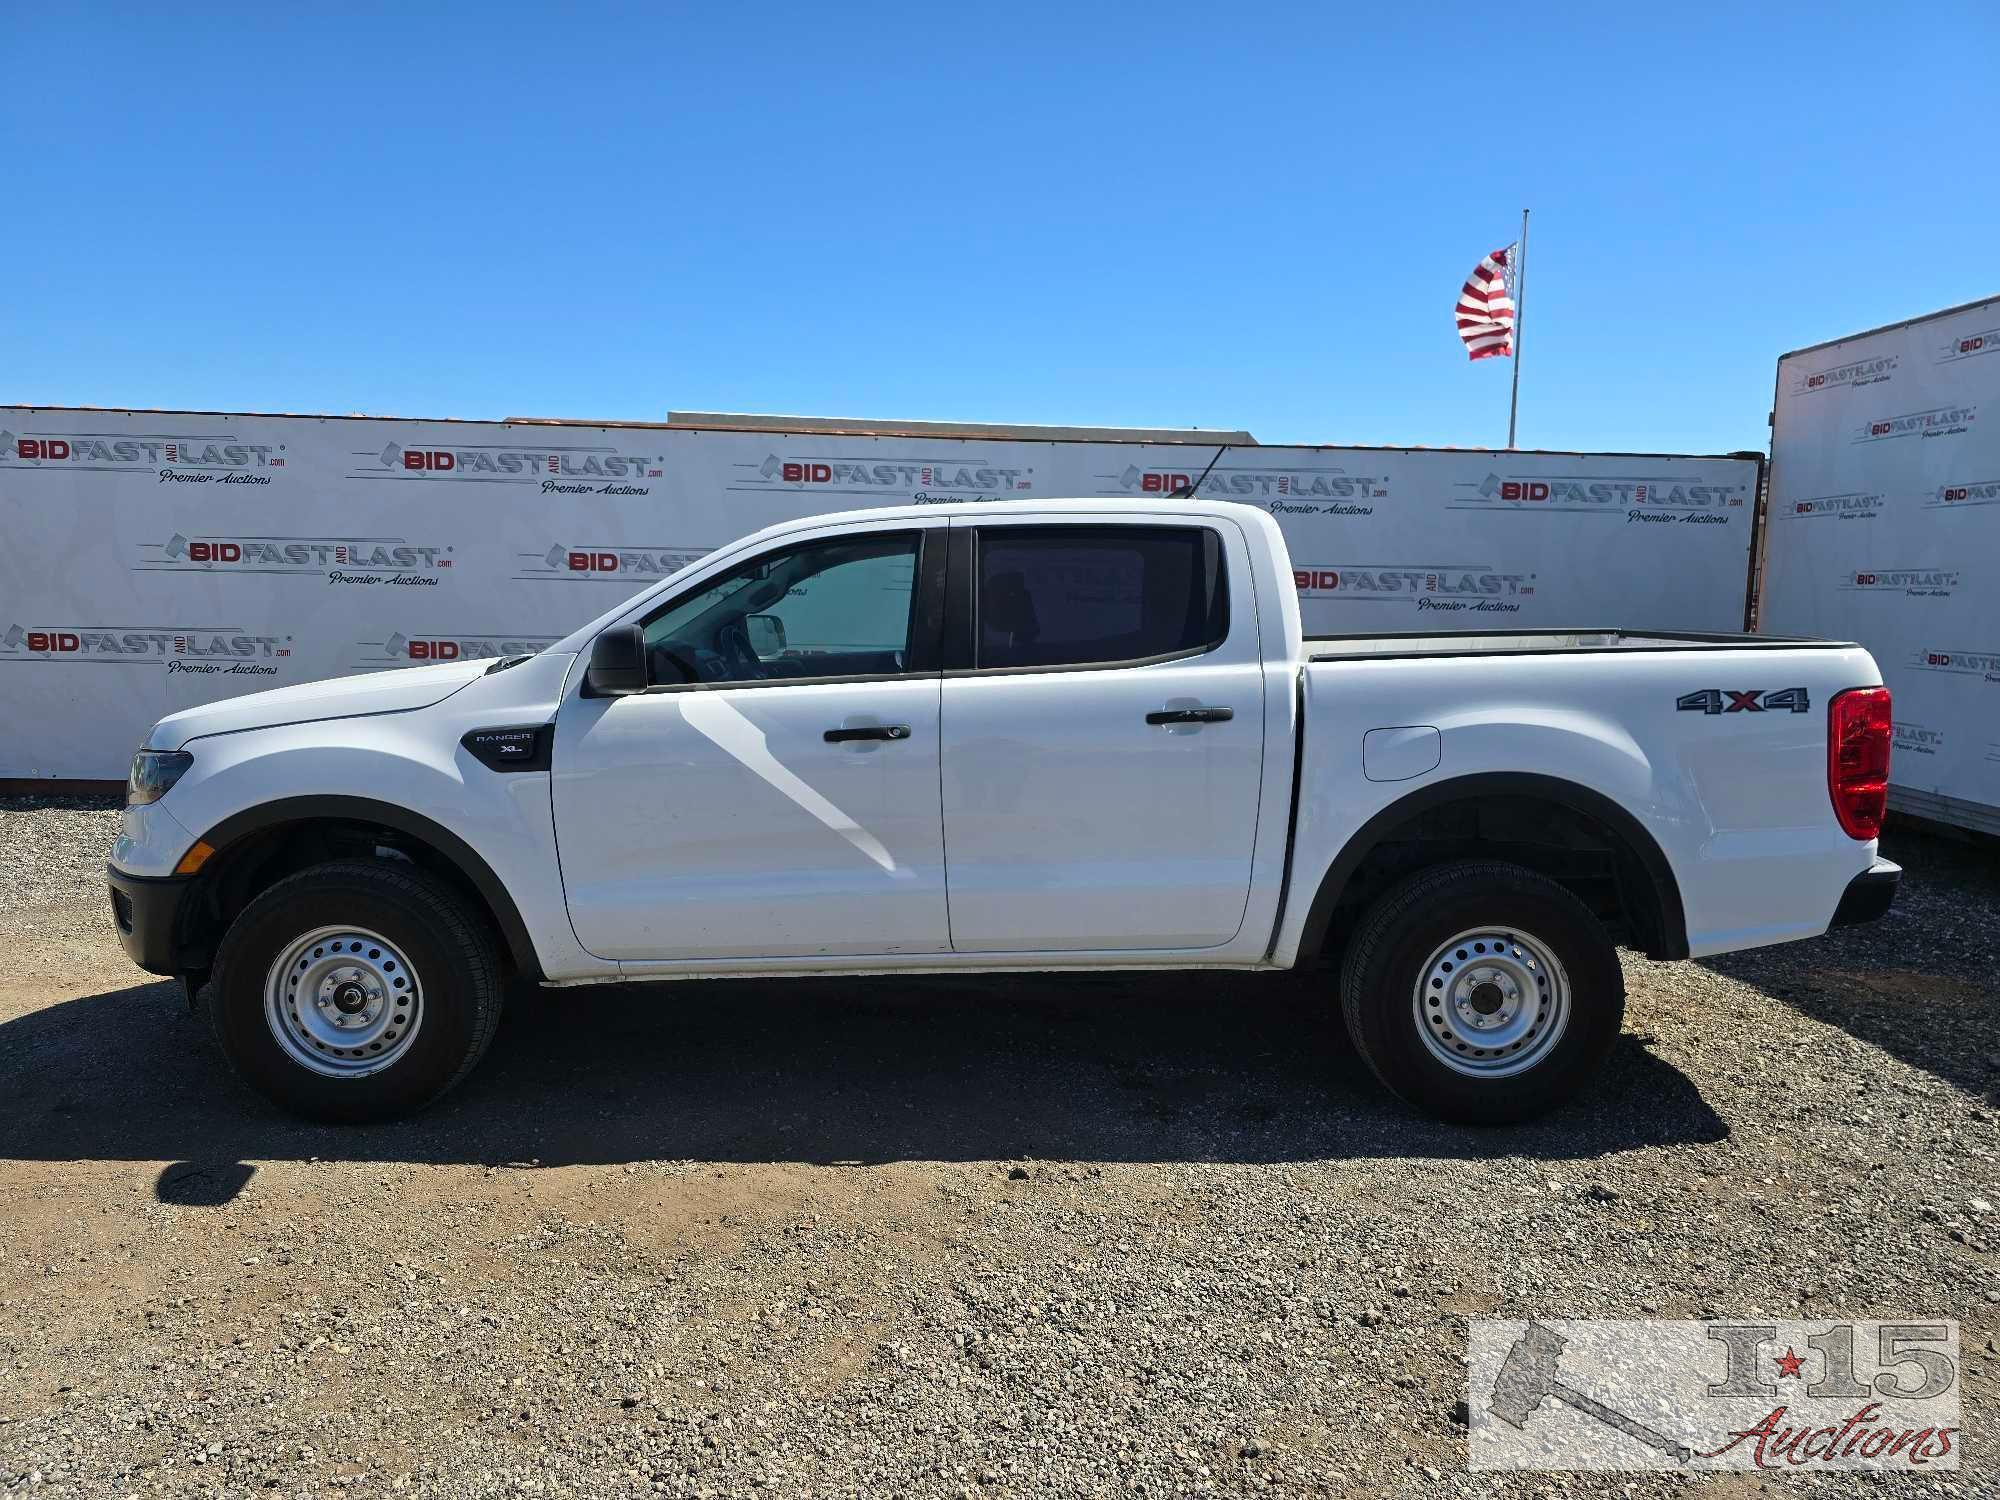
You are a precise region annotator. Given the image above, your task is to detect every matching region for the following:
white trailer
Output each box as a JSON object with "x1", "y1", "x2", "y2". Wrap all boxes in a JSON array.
[
  {"x1": 0, "y1": 406, "x2": 1763, "y2": 782},
  {"x1": 1761, "y1": 295, "x2": 2000, "y2": 835}
]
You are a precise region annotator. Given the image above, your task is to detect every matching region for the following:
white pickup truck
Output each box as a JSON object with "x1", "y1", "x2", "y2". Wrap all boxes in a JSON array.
[{"x1": 108, "y1": 499, "x2": 1899, "y2": 1125}]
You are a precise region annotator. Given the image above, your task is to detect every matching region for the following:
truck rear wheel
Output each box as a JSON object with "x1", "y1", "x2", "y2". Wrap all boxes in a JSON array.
[
  {"x1": 1338, "y1": 860, "x2": 1623, "y2": 1124},
  {"x1": 206, "y1": 860, "x2": 504, "y2": 1123}
]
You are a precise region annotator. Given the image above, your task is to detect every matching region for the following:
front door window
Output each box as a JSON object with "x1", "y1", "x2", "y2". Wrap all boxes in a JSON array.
[{"x1": 642, "y1": 532, "x2": 921, "y2": 686}]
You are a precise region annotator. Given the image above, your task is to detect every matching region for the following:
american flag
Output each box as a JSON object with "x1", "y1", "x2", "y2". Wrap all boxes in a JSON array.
[{"x1": 1455, "y1": 244, "x2": 1517, "y2": 361}]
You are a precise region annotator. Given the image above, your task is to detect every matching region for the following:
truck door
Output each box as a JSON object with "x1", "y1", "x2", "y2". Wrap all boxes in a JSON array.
[
  {"x1": 939, "y1": 517, "x2": 1266, "y2": 952},
  {"x1": 553, "y1": 523, "x2": 950, "y2": 961}
]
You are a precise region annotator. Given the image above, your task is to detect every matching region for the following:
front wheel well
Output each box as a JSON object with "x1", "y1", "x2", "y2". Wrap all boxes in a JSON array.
[
  {"x1": 173, "y1": 811, "x2": 539, "y2": 982},
  {"x1": 1301, "y1": 781, "x2": 1687, "y2": 964}
]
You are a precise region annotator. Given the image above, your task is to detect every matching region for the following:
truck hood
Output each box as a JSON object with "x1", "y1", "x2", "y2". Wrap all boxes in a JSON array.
[{"x1": 145, "y1": 660, "x2": 491, "y2": 749}]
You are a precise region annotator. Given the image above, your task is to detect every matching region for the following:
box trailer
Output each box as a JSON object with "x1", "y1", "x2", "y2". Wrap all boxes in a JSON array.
[
  {"x1": 0, "y1": 405, "x2": 1763, "y2": 782},
  {"x1": 1761, "y1": 295, "x2": 2000, "y2": 835}
]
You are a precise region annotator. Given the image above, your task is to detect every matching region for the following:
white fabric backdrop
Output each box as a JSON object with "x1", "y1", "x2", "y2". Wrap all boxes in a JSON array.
[
  {"x1": 1762, "y1": 296, "x2": 2000, "y2": 826},
  {"x1": 0, "y1": 410, "x2": 1759, "y2": 778}
]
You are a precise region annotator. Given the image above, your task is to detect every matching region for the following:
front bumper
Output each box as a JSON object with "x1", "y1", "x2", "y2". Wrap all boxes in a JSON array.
[
  {"x1": 1829, "y1": 857, "x2": 1900, "y2": 930},
  {"x1": 107, "y1": 863, "x2": 194, "y2": 976}
]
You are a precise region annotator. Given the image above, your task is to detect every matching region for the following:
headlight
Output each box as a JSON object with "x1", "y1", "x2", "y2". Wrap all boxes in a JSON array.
[{"x1": 127, "y1": 749, "x2": 193, "y2": 806}]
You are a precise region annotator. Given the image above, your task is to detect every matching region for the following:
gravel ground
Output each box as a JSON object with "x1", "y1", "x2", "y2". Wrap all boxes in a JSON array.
[{"x1": 0, "y1": 797, "x2": 1993, "y2": 1497}]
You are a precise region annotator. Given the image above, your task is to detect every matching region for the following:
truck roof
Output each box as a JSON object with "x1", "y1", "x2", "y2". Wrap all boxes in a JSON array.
[{"x1": 725, "y1": 495, "x2": 1280, "y2": 531}]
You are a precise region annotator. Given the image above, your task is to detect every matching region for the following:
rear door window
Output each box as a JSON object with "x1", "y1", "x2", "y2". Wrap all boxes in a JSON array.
[{"x1": 974, "y1": 526, "x2": 1227, "y2": 670}]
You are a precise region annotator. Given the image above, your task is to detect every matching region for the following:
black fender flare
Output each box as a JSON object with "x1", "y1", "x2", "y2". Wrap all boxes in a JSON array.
[
  {"x1": 1294, "y1": 771, "x2": 1689, "y2": 961},
  {"x1": 190, "y1": 795, "x2": 544, "y2": 979}
]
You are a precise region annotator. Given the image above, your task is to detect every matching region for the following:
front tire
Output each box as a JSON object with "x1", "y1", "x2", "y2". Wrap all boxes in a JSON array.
[
  {"x1": 206, "y1": 860, "x2": 504, "y2": 1123},
  {"x1": 1338, "y1": 860, "x2": 1623, "y2": 1124}
]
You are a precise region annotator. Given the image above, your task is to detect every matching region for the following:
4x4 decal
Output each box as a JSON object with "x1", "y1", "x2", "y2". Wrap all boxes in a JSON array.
[{"x1": 1676, "y1": 687, "x2": 1810, "y2": 715}]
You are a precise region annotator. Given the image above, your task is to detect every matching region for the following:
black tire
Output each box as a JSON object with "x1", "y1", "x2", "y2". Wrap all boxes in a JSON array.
[
  {"x1": 206, "y1": 860, "x2": 504, "y2": 1123},
  {"x1": 1338, "y1": 860, "x2": 1623, "y2": 1125}
]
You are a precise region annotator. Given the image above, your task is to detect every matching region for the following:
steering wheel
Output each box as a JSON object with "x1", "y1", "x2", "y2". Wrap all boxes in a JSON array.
[{"x1": 716, "y1": 620, "x2": 765, "y2": 680}]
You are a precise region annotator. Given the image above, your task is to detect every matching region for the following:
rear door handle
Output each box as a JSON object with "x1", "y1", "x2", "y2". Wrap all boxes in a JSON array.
[
  {"x1": 1146, "y1": 706, "x2": 1233, "y2": 725},
  {"x1": 824, "y1": 724, "x2": 911, "y2": 743}
]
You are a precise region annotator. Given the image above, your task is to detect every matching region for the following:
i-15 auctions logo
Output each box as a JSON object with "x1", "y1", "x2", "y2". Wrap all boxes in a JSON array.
[
  {"x1": 1, "y1": 622, "x2": 291, "y2": 676},
  {"x1": 515, "y1": 542, "x2": 712, "y2": 583},
  {"x1": 355, "y1": 441, "x2": 664, "y2": 496},
  {"x1": 1470, "y1": 1319, "x2": 1958, "y2": 1473},
  {"x1": 352, "y1": 631, "x2": 559, "y2": 667},
  {"x1": 0, "y1": 427, "x2": 283, "y2": 484},
  {"x1": 1293, "y1": 562, "x2": 1536, "y2": 614},
  {"x1": 1452, "y1": 472, "x2": 1744, "y2": 524},
  {"x1": 137, "y1": 533, "x2": 454, "y2": 587}
]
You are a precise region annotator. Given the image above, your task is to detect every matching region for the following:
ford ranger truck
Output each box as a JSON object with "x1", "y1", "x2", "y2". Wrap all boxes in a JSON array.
[{"x1": 107, "y1": 499, "x2": 1899, "y2": 1125}]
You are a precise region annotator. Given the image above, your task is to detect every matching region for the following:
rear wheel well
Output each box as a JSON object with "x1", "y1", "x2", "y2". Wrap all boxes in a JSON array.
[
  {"x1": 1304, "y1": 788, "x2": 1685, "y2": 964},
  {"x1": 174, "y1": 817, "x2": 531, "y2": 984}
]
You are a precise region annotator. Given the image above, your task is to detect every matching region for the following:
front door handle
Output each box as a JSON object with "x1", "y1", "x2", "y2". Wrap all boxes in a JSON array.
[
  {"x1": 1146, "y1": 706, "x2": 1234, "y2": 725},
  {"x1": 824, "y1": 724, "x2": 911, "y2": 743}
]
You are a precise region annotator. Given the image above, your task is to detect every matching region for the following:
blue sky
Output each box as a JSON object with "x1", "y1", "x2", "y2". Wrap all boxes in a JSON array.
[{"x1": 5, "y1": 4, "x2": 1995, "y2": 454}]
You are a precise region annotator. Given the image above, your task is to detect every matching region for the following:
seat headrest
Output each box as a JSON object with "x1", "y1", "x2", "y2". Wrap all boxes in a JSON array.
[{"x1": 983, "y1": 570, "x2": 1040, "y2": 644}]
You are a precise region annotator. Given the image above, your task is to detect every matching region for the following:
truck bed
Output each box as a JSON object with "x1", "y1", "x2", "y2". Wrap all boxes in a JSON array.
[
  {"x1": 1306, "y1": 628, "x2": 1852, "y2": 662},
  {"x1": 1287, "y1": 628, "x2": 1883, "y2": 960}
]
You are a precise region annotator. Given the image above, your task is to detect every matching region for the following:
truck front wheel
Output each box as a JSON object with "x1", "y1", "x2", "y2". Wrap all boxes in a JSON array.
[
  {"x1": 1338, "y1": 860, "x2": 1623, "y2": 1124},
  {"x1": 206, "y1": 860, "x2": 505, "y2": 1123}
]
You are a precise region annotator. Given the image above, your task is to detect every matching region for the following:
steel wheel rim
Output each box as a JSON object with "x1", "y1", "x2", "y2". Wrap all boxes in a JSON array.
[
  {"x1": 263, "y1": 925, "x2": 423, "y2": 1079},
  {"x1": 1411, "y1": 925, "x2": 1570, "y2": 1078}
]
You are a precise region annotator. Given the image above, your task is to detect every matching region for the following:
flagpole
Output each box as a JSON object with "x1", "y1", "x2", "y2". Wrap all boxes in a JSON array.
[{"x1": 1507, "y1": 208, "x2": 1528, "y2": 448}]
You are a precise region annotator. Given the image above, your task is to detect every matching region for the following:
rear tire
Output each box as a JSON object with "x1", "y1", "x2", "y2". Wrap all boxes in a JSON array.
[
  {"x1": 1338, "y1": 860, "x2": 1623, "y2": 1124},
  {"x1": 206, "y1": 860, "x2": 504, "y2": 1123}
]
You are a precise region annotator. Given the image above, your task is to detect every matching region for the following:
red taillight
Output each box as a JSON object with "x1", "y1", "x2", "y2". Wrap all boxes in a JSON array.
[{"x1": 1827, "y1": 686, "x2": 1892, "y2": 840}]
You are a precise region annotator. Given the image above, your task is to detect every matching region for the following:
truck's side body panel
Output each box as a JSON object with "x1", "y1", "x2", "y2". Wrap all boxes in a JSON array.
[
  {"x1": 117, "y1": 651, "x2": 609, "y2": 982},
  {"x1": 551, "y1": 514, "x2": 955, "y2": 963},
  {"x1": 557, "y1": 676, "x2": 953, "y2": 961},
  {"x1": 1273, "y1": 643, "x2": 1885, "y2": 964},
  {"x1": 601, "y1": 503, "x2": 1304, "y2": 976},
  {"x1": 935, "y1": 511, "x2": 1271, "y2": 956},
  {"x1": 111, "y1": 498, "x2": 1887, "y2": 996}
]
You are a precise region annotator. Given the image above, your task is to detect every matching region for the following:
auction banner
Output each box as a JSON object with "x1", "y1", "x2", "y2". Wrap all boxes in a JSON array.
[
  {"x1": 0, "y1": 409, "x2": 1759, "y2": 779},
  {"x1": 1762, "y1": 295, "x2": 2000, "y2": 833}
]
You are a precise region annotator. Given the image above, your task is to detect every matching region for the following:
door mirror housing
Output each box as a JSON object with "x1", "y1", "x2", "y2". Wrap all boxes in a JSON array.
[
  {"x1": 583, "y1": 624, "x2": 648, "y2": 697},
  {"x1": 745, "y1": 612, "x2": 787, "y2": 658}
]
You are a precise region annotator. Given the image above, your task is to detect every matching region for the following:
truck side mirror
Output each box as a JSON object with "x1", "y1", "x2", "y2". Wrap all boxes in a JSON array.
[{"x1": 583, "y1": 624, "x2": 648, "y2": 697}]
